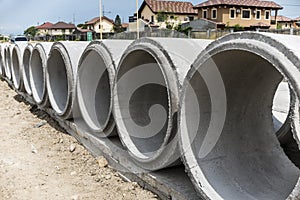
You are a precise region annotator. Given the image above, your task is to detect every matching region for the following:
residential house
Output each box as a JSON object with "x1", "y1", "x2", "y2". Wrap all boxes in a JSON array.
[
  {"x1": 48, "y1": 21, "x2": 76, "y2": 40},
  {"x1": 36, "y1": 22, "x2": 53, "y2": 40},
  {"x1": 194, "y1": 0, "x2": 283, "y2": 29},
  {"x1": 138, "y1": 0, "x2": 198, "y2": 29},
  {"x1": 271, "y1": 15, "x2": 293, "y2": 29},
  {"x1": 294, "y1": 17, "x2": 300, "y2": 28},
  {"x1": 85, "y1": 16, "x2": 115, "y2": 38}
]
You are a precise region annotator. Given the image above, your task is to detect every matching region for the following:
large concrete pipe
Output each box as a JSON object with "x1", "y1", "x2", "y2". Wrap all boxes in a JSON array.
[
  {"x1": 76, "y1": 40, "x2": 132, "y2": 137},
  {"x1": 179, "y1": 32, "x2": 300, "y2": 200},
  {"x1": 46, "y1": 41, "x2": 89, "y2": 119},
  {"x1": 0, "y1": 43, "x2": 7, "y2": 77},
  {"x1": 4, "y1": 44, "x2": 14, "y2": 80},
  {"x1": 113, "y1": 38, "x2": 211, "y2": 170},
  {"x1": 11, "y1": 44, "x2": 27, "y2": 91},
  {"x1": 30, "y1": 42, "x2": 52, "y2": 107},
  {"x1": 22, "y1": 44, "x2": 34, "y2": 95}
]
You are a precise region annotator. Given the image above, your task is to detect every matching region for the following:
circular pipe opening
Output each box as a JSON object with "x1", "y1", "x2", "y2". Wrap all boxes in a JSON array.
[
  {"x1": 77, "y1": 49, "x2": 112, "y2": 132},
  {"x1": 30, "y1": 49, "x2": 45, "y2": 104},
  {"x1": 115, "y1": 50, "x2": 170, "y2": 160},
  {"x1": 181, "y1": 50, "x2": 299, "y2": 200},
  {"x1": 23, "y1": 47, "x2": 32, "y2": 95},
  {"x1": 11, "y1": 48, "x2": 21, "y2": 89},
  {"x1": 47, "y1": 48, "x2": 69, "y2": 114}
]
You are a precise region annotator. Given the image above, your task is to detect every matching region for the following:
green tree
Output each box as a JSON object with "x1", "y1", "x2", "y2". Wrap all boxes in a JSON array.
[
  {"x1": 157, "y1": 11, "x2": 168, "y2": 22},
  {"x1": 77, "y1": 23, "x2": 87, "y2": 29},
  {"x1": 24, "y1": 26, "x2": 37, "y2": 38},
  {"x1": 113, "y1": 15, "x2": 124, "y2": 33}
]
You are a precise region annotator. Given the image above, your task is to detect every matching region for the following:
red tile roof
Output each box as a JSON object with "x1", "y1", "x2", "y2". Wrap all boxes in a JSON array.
[
  {"x1": 36, "y1": 22, "x2": 53, "y2": 29},
  {"x1": 49, "y1": 21, "x2": 76, "y2": 29},
  {"x1": 141, "y1": 0, "x2": 197, "y2": 14},
  {"x1": 294, "y1": 17, "x2": 300, "y2": 21},
  {"x1": 86, "y1": 16, "x2": 115, "y2": 25},
  {"x1": 194, "y1": 0, "x2": 282, "y2": 10},
  {"x1": 271, "y1": 15, "x2": 292, "y2": 22}
]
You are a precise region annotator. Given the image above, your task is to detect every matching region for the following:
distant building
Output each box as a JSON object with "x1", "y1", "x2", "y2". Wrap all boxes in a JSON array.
[
  {"x1": 48, "y1": 21, "x2": 76, "y2": 38},
  {"x1": 86, "y1": 16, "x2": 115, "y2": 33},
  {"x1": 36, "y1": 22, "x2": 53, "y2": 40},
  {"x1": 294, "y1": 17, "x2": 300, "y2": 28},
  {"x1": 137, "y1": 0, "x2": 197, "y2": 29},
  {"x1": 194, "y1": 0, "x2": 283, "y2": 30},
  {"x1": 271, "y1": 15, "x2": 293, "y2": 29}
]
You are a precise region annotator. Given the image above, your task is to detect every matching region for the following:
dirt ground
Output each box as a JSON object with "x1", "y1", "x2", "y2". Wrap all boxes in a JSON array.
[{"x1": 0, "y1": 79, "x2": 157, "y2": 200}]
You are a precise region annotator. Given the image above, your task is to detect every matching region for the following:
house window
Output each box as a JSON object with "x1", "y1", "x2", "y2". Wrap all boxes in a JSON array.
[
  {"x1": 242, "y1": 9, "x2": 251, "y2": 19},
  {"x1": 203, "y1": 10, "x2": 207, "y2": 19},
  {"x1": 256, "y1": 10, "x2": 261, "y2": 20},
  {"x1": 151, "y1": 15, "x2": 154, "y2": 23},
  {"x1": 229, "y1": 8, "x2": 236, "y2": 19},
  {"x1": 189, "y1": 16, "x2": 194, "y2": 21},
  {"x1": 170, "y1": 15, "x2": 174, "y2": 19},
  {"x1": 265, "y1": 11, "x2": 270, "y2": 20},
  {"x1": 211, "y1": 9, "x2": 217, "y2": 19}
]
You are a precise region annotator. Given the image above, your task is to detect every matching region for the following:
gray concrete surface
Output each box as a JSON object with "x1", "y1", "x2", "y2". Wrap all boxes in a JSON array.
[
  {"x1": 22, "y1": 44, "x2": 33, "y2": 96},
  {"x1": 180, "y1": 32, "x2": 300, "y2": 200},
  {"x1": 76, "y1": 40, "x2": 132, "y2": 136},
  {"x1": 29, "y1": 42, "x2": 52, "y2": 107},
  {"x1": 46, "y1": 41, "x2": 89, "y2": 119},
  {"x1": 4, "y1": 44, "x2": 14, "y2": 80},
  {"x1": 113, "y1": 38, "x2": 211, "y2": 170}
]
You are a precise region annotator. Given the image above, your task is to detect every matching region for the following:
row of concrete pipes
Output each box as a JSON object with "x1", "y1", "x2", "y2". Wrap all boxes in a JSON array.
[{"x1": 0, "y1": 32, "x2": 299, "y2": 200}]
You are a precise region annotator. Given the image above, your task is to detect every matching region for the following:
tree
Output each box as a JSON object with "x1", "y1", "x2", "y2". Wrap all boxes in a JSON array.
[
  {"x1": 113, "y1": 15, "x2": 124, "y2": 33},
  {"x1": 77, "y1": 23, "x2": 87, "y2": 29},
  {"x1": 24, "y1": 26, "x2": 37, "y2": 38}
]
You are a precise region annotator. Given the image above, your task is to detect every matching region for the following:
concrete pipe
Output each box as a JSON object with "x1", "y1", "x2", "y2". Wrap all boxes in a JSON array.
[
  {"x1": 0, "y1": 43, "x2": 7, "y2": 77},
  {"x1": 30, "y1": 42, "x2": 52, "y2": 107},
  {"x1": 4, "y1": 44, "x2": 15, "y2": 80},
  {"x1": 179, "y1": 32, "x2": 300, "y2": 200},
  {"x1": 113, "y1": 38, "x2": 211, "y2": 170},
  {"x1": 22, "y1": 44, "x2": 34, "y2": 95},
  {"x1": 76, "y1": 40, "x2": 132, "y2": 137},
  {"x1": 46, "y1": 41, "x2": 89, "y2": 119},
  {"x1": 11, "y1": 43, "x2": 27, "y2": 91}
]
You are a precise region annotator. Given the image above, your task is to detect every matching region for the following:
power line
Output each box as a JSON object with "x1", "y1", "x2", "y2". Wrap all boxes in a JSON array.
[{"x1": 281, "y1": 4, "x2": 300, "y2": 7}]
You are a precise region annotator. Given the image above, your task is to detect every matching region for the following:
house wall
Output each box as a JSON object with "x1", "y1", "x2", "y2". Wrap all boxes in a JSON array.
[
  {"x1": 88, "y1": 19, "x2": 114, "y2": 33},
  {"x1": 197, "y1": 6, "x2": 272, "y2": 27},
  {"x1": 37, "y1": 29, "x2": 49, "y2": 36},
  {"x1": 49, "y1": 29, "x2": 75, "y2": 36}
]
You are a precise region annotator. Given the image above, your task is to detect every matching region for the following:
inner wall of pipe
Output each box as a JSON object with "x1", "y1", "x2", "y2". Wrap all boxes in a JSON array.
[
  {"x1": 116, "y1": 50, "x2": 169, "y2": 158},
  {"x1": 23, "y1": 48, "x2": 32, "y2": 94},
  {"x1": 77, "y1": 50, "x2": 111, "y2": 131},
  {"x1": 30, "y1": 50, "x2": 44, "y2": 103},
  {"x1": 12, "y1": 48, "x2": 21, "y2": 88},
  {"x1": 5, "y1": 47, "x2": 11, "y2": 79},
  {"x1": 183, "y1": 50, "x2": 299, "y2": 200},
  {"x1": 47, "y1": 49, "x2": 68, "y2": 113}
]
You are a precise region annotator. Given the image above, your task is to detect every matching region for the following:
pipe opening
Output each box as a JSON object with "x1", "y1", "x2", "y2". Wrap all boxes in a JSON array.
[
  {"x1": 183, "y1": 50, "x2": 299, "y2": 200},
  {"x1": 47, "y1": 49, "x2": 68, "y2": 114},
  {"x1": 23, "y1": 48, "x2": 32, "y2": 94},
  {"x1": 12, "y1": 48, "x2": 21, "y2": 88},
  {"x1": 116, "y1": 50, "x2": 169, "y2": 159},
  {"x1": 30, "y1": 49, "x2": 45, "y2": 103},
  {"x1": 77, "y1": 50, "x2": 111, "y2": 131}
]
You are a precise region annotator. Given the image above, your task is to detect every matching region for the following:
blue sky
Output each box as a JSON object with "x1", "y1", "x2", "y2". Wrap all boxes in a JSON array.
[{"x1": 0, "y1": 0, "x2": 299, "y2": 35}]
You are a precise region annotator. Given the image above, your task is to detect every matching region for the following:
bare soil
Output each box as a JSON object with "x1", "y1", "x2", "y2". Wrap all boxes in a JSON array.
[{"x1": 0, "y1": 79, "x2": 157, "y2": 200}]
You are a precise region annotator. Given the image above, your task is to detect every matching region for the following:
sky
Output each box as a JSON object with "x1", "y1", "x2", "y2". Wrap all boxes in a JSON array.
[{"x1": 0, "y1": 0, "x2": 299, "y2": 35}]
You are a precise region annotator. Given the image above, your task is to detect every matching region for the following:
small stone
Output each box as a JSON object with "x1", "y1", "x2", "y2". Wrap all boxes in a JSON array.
[
  {"x1": 94, "y1": 177, "x2": 101, "y2": 182},
  {"x1": 105, "y1": 175, "x2": 112, "y2": 180},
  {"x1": 31, "y1": 144, "x2": 37, "y2": 154},
  {"x1": 70, "y1": 171, "x2": 77, "y2": 176},
  {"x1": 71, "y1": 194, "x2": 80, "y2": 200},
  {"x1": 97, "y1": 156, "x2": 108, "y2": 168},
  {"x1": 90, "y1": 171, "x2": 97, "y2": 176},
  {"x1": 69, "y1": 144, "x2": 76, "y2": 152},
  {"x1": 34, "y1": 121, "x2": 47, "y2": 128}
]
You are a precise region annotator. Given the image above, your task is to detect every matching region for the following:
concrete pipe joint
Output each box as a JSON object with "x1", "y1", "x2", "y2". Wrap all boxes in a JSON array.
[
  {"x1": 113, "y1": 38, "x2": 211, "y2": 170},
  {"x1": 11, "y1": 43, "x2": 27, "y2": 91},
  {"x1": 76, "y1": 40, "x2": 132, "y2": 136},
  {"x1": 46, "y1": 41, "x2": 89, "y2": 119},
  {"x1": 30, "y1": 42, "x2": 52, "y2": 107},
  {"x1": 179, "y1": 32, "x2": 300, "y2": 200},
  {"x1": 22, "y1": 44, "x2": 34, "y2": 95}
]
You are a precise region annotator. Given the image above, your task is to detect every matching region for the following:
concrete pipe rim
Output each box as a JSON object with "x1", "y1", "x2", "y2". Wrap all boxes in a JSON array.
[
  {"x1": 11, "y1": 46, "x2": 23, "y2": 90},
  {"x1": 77, "y1": 43, "x2": 116, "y2": 134},
  {"x1": 22, "y1": 45, "x2": 33, "y2": 95},
  {"x1": 46, "y1": 44, "x2": 72, "y2": 116},
  {"x1": 30, "y1": 44, "x2": 48, "y2": 105},
  {"x1": 5, "y1": 45, "x2": 12, "y2": 80},
  {"x1": 180, "y1": 38, "x2": 300, "y2": 200},
  {"x1": 113, "y1": 42, "x2": 179, "y2": 165}
]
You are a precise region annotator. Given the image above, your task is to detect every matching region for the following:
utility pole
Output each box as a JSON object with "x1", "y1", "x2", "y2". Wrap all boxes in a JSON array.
[
  {"x1": 100, "y1": 0, "x2": 103, "y2": 40},
  {"x1": 136, "y1": 0, "x2": 139, "y2": 39}
]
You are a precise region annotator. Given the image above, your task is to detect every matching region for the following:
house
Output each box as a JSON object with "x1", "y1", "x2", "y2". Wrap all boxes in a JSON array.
[
  {"x1": 138, "y1": 0, "x2": 198, "y2": 29},
  {"x1": 294, "y1": 17, "x2": 300, "y2": 28},
  {"x1": 36, "y1": 22, "x2": 53, "y2": 39},
  {"x1": 271, "y1": 15, "x2": 293, "y2": 29},
  {"x1": 48, "y1": 21, "x2": 76, "y2": 36},
  {"x1": 194, "y1": 0, "x2": 283, "y2": 29},
  {"x1": 85, "y1": 16, "x2": 115, "y2": 36}
]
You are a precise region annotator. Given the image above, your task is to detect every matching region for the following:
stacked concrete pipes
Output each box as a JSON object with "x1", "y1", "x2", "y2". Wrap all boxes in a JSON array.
[{"x1": 0, "y1": 31, "x2": 299, "y2": 200}]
